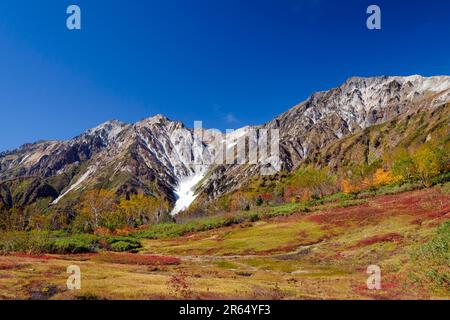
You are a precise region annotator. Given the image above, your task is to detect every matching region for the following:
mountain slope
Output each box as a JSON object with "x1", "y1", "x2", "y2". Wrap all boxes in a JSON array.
[
  {"x1": 1, "y1": 75, "x2": 449, "y2": 213},
  {"x1": 195, "y1": 75, "x2": 450, "y2": 202},
  {"x1": 308, "y1": 102, "x2": 450, "y2": 171}
]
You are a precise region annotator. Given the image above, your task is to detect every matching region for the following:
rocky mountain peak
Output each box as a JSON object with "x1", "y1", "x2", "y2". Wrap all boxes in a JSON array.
[
  {"x1": 85, "y1": 120, "x2": 129, "y2": 142},
  {"x1": 140, "y1": 114, "x2": 171, "y2": 125},
  {"x1": 1, "y1": 75, "x2": 449, "y2": 213}
]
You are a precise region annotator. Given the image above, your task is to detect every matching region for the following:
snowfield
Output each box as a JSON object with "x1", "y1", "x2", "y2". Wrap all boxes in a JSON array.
[{"x1": 170, "y1": 169, "x2": 207, "y2": 216}]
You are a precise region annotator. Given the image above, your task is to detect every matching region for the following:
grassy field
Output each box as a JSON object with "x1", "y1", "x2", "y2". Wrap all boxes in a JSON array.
[{"x1": 0, "y1": 185, "x2": 448, "y2": 300}]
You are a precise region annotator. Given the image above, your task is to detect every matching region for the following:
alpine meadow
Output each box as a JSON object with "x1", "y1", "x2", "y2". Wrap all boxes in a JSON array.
[{"x1": 0, "y1": 0, "x2": 449, "y2": 303}]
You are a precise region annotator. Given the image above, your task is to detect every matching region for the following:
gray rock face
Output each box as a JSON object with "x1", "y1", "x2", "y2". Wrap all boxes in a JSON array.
[
  {"x1": 265, "y1": 75, "x2": 450, "y2": 168},
  {"x1": 197, "y1": 75, "x2": 450, "y2": 201},
  {"x1": 1, "y1": 75, "x2": 449, "y2": 210}
]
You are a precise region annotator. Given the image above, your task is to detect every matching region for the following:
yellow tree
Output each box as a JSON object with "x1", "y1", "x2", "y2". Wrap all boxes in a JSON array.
[
  {"x1": 391, "y1": 149, "x2": 415, "y2": 182},
  {"x1": 373, "y1": 169, "x2": 400, "y2": 187},
  {"x1": 341, "y1": 178, "x2": 357, "y2": 194},
  {"x1": 119, "y1": 194, "x2": 168, "y2": 226},
  {"x1": 78, "y1": 189, "x2": 116, "y2": 229},
  {"x1": 290, "y1": 166, "x2": 336, "y2": 198},
  {"x1": 412, "y1": 145, "x2": 444, "y2": 186}
]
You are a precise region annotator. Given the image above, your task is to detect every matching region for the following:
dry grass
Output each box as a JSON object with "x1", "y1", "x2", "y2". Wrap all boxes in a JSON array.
[{"x1": 0, "y1": 186, "x2": 448, "y2": 300}]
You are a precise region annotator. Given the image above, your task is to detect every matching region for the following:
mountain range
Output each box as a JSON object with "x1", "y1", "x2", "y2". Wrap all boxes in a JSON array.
[{"x1": 1, "y1": 75, "x2": 449, "y2": 214}]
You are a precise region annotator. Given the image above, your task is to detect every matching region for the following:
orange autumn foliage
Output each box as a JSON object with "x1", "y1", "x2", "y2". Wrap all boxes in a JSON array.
[
  {"x1": 373, "y1": 169, "x2": 401, "y2": 187},
  {"x1": 341, "y1": 179, "x2": 358, "y2": 194},
  {"x1": 341, "y1": 178, "x2": 371, "y2": 194}
]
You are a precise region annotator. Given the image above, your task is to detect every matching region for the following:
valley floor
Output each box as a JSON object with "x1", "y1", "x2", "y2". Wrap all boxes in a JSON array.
[{"x1": 0, "y1": 186, "x2": 449, "y2": 300}]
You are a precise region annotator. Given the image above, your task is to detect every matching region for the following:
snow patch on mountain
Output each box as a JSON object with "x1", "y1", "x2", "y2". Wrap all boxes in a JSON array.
[
  {"x1": 51, "y1": 166, "x2": 96, "y2": 204},
  {"x1": 19, "y1": 154, "x2": 30, "y2": 165},
  {"x1": 170, "y1": 168, "x2": 207, "y2": 216}
]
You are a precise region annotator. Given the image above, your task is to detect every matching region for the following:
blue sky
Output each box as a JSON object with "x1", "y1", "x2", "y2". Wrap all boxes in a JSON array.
[{"x1": 1, "y1": 0, "x2": 449, "y2": 151}]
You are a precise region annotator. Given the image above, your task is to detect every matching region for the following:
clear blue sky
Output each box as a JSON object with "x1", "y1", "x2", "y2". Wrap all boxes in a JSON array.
[{"x1": 1, "y1": 0, "x2": 449, "y2": 151}]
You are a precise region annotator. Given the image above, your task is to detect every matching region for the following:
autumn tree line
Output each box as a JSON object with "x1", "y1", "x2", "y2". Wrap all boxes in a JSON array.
[
  {"x1": 0, "y1": 141, "x2": 448, "y2": 232},
  {"x1": 181, "y1": 142, "x2": 449, "y2": 217},
  {"x1": 0, "y1": 192, "x2": 170, "y2": 234}
]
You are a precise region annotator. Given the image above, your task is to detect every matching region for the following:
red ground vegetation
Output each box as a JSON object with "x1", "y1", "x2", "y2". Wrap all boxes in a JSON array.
[
  {"x1": 307, "y1": 204, "x2": 382, "y2": 227},
  {"x1": 11, "y1": 253, "x2": 52, "y2": 260},
  {"x1": 353, "y1": 233, "x2": 403, "y2": 248},
  {"x1": 307, "y1": 188, "x2": 449, "y2": 228},
  {"x1": 0, "y1": 261, "x2": 25, "y2": 270},
  {"x1": 351, "y1": 273, "x2": 425, "y2": 300},
  {"x1": 94, "y1": 253, "x2": 181, "y2": 266}
]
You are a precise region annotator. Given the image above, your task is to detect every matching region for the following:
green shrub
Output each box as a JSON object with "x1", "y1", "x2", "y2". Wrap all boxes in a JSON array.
[
  {"x1": 413, "y1": 221, "x2": 450, "y2": 264},
  {"x1": 249, "y1": 213, "x2": 261, "y2": 222},
  {"x1": 0, "y1": 231, "x2": 146, "y2": 254},
  {"x1": 136, "y1": 223, "x2": 194, "y2": 239},
  {"x1": 110, "y1": 241, "x2": 141, "y2": 252},
  {"x1": 431, "y1": 172, "x2": 450, "y2": 185},
  {"x1": 0, "y1": 231, "x2": 54, "y2": 254},
  {"x1": 410, "y1": 221, "x2": 450, "y2": 290},
  {"x1": 51, "y1": 234, "x2": 98, "y2": 254},
  {"x1": 106, "y1": 236, "x2": 141, "y2": 252}
]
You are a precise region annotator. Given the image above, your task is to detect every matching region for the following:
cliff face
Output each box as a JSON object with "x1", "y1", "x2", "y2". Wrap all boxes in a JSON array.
[{"x1": 197, "y1": 75, "x2": 450, "y2": 202}]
